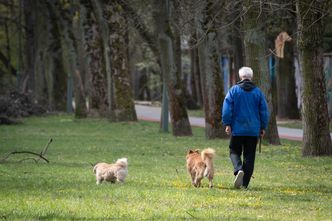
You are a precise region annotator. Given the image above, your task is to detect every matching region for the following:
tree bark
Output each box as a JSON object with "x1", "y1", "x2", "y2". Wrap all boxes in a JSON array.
[
  {"x1": 91, "y1": 0, "x2": 114, "y2": 118},
  {"x1": 242, "y1": 0, "x2": 280, "y2": 145},
  {"x1": 189, "y1": 36, "x2": 203, "y2": 108},
  {"x1": 275, "y1": 5, "x2": 300, "y2": 120},
  {"x1": 68, "y1": 0, "x2": 88, "y2": 118},
  {"x1": 22, "y1": 0, "x2": 35, "y2": 93},
  {"x1": 276, "y1": 41, "x2": 300, "y2": 119},
  {"x1": 153, "y1": 0, "x2": 192, "y2": 136},
  {"x1": 0, "y1": 51, "x2": 17, "y2": 77},
  {"x1": 196, "y1": 0, "x2": 227, "y2": 139},
  {"x1": 108, "y1": 1, "x2": 137, "y2": 121},
  {"x1": 296, "y1": 0, "x2": 332, "y2": 156},
  {"x1": 46, "y1": 3, "x2": 71, "y2": 110},
  {"x1": 79, "y1": 1, "x2": 108, "y2": 116},
  {"x1": 32, "y1": 1, "x2": 66, "y2": 111}
]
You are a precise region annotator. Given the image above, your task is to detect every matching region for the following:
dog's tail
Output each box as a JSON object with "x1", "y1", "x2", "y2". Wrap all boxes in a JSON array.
[
  {"x1": 93, "y1": 164, "x2": 98, "y2": 174},
  {"x1": 201, "y1": 148, "x2": 215, "y2": 177}
]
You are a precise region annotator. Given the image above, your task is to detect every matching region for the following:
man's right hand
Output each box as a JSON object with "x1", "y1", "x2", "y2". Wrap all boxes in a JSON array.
[
  {"x1": 260, "y1": 129, "x2": 266, "y2": 137},
  {"x1": 225, "y1": 126, "x2": 232, "y2": 135}
]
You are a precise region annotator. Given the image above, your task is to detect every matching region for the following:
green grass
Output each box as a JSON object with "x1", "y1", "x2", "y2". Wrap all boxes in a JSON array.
[
  {"x1": 277, "y1": 120, "x2": 303, "y2": 129},
  {"x1": 0, "y1": 115, "x2": 331, "y2": 220},
  {"x1": 187, "y1": 109, "x2": 205, "y2": 118}
]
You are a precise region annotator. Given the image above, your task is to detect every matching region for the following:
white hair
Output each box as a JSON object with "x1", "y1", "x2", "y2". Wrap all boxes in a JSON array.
[
  {"x1": 239, "y1": 67, "x2": 253, "y2": 79},
  {"x1": 116, "y1": 158, "x2": 128, "y2": 165}
]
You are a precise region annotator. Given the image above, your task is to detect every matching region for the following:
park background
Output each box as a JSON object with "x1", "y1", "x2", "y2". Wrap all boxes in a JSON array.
[{"x1": 0, "y1": 0, "x2": 332, "y2": 220}]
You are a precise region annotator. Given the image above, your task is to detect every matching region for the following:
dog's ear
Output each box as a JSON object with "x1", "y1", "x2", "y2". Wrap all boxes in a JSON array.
[
  {"x1": 187, "y1": 149, "x2": 194, "y2": 154},
  {"x1": 194, "y1": 149, "x2": 200, "y2": 153}
]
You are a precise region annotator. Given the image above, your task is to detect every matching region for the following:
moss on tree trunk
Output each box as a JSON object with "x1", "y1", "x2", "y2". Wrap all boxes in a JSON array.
[
  {"x1": 108, "y1": 2, "x2": 137, "y2": 122},
  {"x1": 297, "y1": 0, "x2": 332, "y2": 156},
  {"x1": 196, "y1": 0, "x2": 227, "y2": 139}
]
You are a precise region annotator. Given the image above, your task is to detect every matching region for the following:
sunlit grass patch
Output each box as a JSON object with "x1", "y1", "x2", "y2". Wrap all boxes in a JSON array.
[{"x1": 0, "y1": 114, "x2": 331, "y2": 220}]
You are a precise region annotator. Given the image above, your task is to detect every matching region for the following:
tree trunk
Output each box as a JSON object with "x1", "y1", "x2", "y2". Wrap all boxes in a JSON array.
[
  {"x1": 91, "y1": 0, "x2": 114, "y2": 118},
  {"x1": 276, "y1": 41, "x2": 300, "y2": 119},
  {"x1": 50, "y1": 0, "x2": 87, "y2": 117},
  {"x1": 47, "y1": 3, "x2": 68, "y2": 111},
  {"x1": 32, "y1": 1, "x2": 66, "y2": 111},
  {"x1": 73, "y1": 1, "x2": 90, "y2": 118},
  {"x1": 79, "y1": 1, "x2": 108, "y2": 116},
  {"x1": 108, "y1": 2, "x2": 137, "y2": 122},
  {"x1": 153, "y1": 0, "x2": 192, "y2": 136},
  {"x1": 196, "y1": 0, "x2": 227, "y2": 139},
  {"x1": 33, "y1": 4, "x2": 48, "y2": 107},
  {"x1": 22, "y1": 0, "x2": 35, "y2": 93},
  {"x1": 189, "y1": 30, "x2": 203, "y2": 108},
  {"x1": 275, "y1": 9, "x2": 300, "y2": 120},
  {"x1": 232, "y1": 22, "x2": 244, "y2": 84},
  {"x1": 296, "y1": 0, "x2": 332, "y2": 156},
  {"x1": 242, "y1": 0, "x2": 280, "y2": 145}
]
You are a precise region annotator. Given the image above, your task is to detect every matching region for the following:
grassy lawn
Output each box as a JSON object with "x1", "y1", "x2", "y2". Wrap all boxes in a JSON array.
[{"x1": 0, "y1": 115, "x2": 331, "y2": 220}]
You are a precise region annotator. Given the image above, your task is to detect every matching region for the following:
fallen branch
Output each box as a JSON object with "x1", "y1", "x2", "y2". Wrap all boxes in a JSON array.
[
  {"x1": 185, "y1": 211, "x2": 198, "y2": 219},
  {"x1": 37, "y1": 138, "x2": 52, "y2": 162},
  {"x1": 0, "y1": 138, "x2": 52, "y2": 163}
]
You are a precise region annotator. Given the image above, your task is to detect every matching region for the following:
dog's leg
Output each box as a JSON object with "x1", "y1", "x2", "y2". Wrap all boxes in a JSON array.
[
  {"x1": 193, "y1": 172, "x2": 199, "y2": 187},
  {"x1": 117, "y1": 177, "x2": 124, "y2": 183},
  {"x1": 194, "y1": 176, "x2": 203, "y2": 188},
  {"x1": 96, "y1": 175, "x2": 103, "y2": 185},
  {"x1": 208, "y1": 178, "x2": 213, "y2": 188},
  {"x1": 191, "y1": 173, "x2": 196, "y2": 187}
]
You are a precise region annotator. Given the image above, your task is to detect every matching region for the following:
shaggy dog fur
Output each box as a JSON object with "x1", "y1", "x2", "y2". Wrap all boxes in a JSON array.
[
  {"x1": 186, "y1": 148, "x2": 215, "y2": 188},
  {"x1": 93, "y1": 158, "x2": 128, "y2": 184}
]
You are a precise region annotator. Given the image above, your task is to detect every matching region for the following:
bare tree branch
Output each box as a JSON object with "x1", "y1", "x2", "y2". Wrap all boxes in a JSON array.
[
  {"x1": 0, "y1": 50, "x2": 17, "y2": 76},
  {"x1": 115, "y1": 0, "x2": 159, "y2": 58},
  {"x1": 0, "y1": 138, "x2": 52, "y2": 163}
]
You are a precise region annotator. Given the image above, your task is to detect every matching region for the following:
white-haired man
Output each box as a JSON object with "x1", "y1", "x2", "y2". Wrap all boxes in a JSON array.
[{"x1": 222, "y1": 66, "x2": 269, "y2": 189}]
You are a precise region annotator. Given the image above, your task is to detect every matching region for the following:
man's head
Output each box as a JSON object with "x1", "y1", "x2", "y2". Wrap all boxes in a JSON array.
[{"x1": 239, "y1": 67, "x2": 253, "y2": 80}]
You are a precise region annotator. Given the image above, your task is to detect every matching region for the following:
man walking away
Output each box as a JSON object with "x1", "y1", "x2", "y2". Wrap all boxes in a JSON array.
[{"x1": 222, "y1": 67, "x2": 269, "y2": 189}]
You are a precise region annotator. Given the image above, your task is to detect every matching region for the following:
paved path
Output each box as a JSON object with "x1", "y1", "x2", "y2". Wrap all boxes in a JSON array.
[{"x1": 135, "y1": 105, "x2": 304, "y2": 141}]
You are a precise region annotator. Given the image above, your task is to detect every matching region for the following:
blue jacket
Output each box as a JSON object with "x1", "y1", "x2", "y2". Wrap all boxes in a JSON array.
[{"x1": 222, "y1": 79, "x2": 269, "y2": 136}]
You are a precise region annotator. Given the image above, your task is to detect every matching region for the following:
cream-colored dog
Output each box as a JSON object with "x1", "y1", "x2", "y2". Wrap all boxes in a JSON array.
[
  {"x1": 93, "y1": 158, "x2": 128, "y2": 184},
  {"x1": 275, "y1": 31, "x2": 292, "y2": 58},
  {"x1": 186, "y1": 148, "x2": 215, "y2": 188}
]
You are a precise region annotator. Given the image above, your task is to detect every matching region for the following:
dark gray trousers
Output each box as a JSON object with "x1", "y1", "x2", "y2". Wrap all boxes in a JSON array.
[{"x1": 229, "y1": 136, "x2": 258, "y2": 188}]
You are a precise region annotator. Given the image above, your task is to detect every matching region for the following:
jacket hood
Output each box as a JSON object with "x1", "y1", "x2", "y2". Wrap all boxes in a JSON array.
[{"x1": 236, "y1": 79, "x2": 256, "y2": 91}]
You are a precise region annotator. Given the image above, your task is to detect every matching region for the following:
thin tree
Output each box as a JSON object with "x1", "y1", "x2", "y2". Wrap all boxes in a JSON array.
[
  {"x1": 195, "y1": 0, "x2": 227, "y2": 139},
  {"x1": 23, "y1": 1, "x2": 67, "y2": 111},
  {"x1": 242, "y1": 0, "x2": 280, "y2": 145},
  {"x1": 153, "y1": 0, "x2": 192, "y2": 136},
  {"x1": 274, "y1": 1, "x2": 300, "y2": 119}
]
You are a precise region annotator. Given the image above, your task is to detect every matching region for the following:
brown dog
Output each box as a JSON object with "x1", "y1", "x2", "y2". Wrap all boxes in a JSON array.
[{"x1": 186, "y1": 148, "x2": 215, "y2": 188}]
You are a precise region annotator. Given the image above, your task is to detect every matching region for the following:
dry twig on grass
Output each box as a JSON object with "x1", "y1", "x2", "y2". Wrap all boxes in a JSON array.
[{"x1": 0, "y1": 138, "x2": 52, "y2": 163}]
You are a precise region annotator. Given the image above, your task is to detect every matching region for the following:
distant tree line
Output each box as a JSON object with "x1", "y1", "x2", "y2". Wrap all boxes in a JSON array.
[{"x1": 0, "y1": 0, "x2": 331, "y2": 156}]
